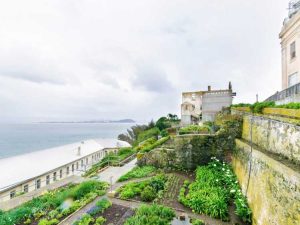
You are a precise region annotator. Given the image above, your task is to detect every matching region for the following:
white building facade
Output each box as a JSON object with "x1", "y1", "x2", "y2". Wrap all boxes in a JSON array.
[
  {"x1": 181, "y1": 83, "x2": 234, "y2": 125},
  {"x1": 0, "y1": 139, "x2": 130, "y2": 204}
]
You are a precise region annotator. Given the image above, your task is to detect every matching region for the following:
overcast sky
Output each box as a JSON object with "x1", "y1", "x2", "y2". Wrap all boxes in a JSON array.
[{"x1": 0, "y1": 0, "x2": 289, "y2": 122}]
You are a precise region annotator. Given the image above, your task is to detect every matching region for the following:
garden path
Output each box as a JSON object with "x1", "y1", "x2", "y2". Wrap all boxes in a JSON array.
[
  {"x1": 60, "y1": 158, "x2": 137, "y2": 225},
  {"x1": 96, "y1": 158, "x2": 137, "y2": 185}
]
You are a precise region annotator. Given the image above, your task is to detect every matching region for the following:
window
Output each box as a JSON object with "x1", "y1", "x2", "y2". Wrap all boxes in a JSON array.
[
  {"x1": 36, "y1": 179, "x2": 41, "y2": 189},
  {"x1": 81, "y1": 160, "x2": 84, "y2": 167},
  {"x1": 72, "y1": 164, "x2": 74, "y2": 173},
  {"x1": 291, "y1": 41, "x2": 296, "y2": 59},
  {"x1": 288, "y1": 72, "x2": 299, "y2": 87},
  {"x1": 66, "y1": 167, "x2": 69, "y2": 175},
  {"x1": 86, "y1": 158, "x2": 88, "y2": 165},
  {"x1": 53, "y1": 172, "x2": 57, "y2": 181},
  {"x1": 10, "y1": 190, "x2": 16, "y2": 199},
  {"x1": 192, "y1": 93, "x2": 196, "y2": 100},
  {"x1": 76, "y1": 162, "x2": 79, "y2": 170},
  {"x1": 60, "y1": 169, "x2": 63, "y2": 179},
  {"x1": 46, "y1": 175, "x2": 50, "y2": 185},
  {"x1": 23, "y1": 184, "x2": 29, "y2": 193}
]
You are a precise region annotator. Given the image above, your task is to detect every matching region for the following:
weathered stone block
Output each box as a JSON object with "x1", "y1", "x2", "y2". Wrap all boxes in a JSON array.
[{"x1": 233, "y1": 139, "x2": 300, "y2": 225}]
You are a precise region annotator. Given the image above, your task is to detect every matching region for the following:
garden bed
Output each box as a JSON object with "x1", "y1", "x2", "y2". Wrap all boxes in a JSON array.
[
  {"x1": 73, "y1": 198, "x2": 134, "y2": 225},
  {"x1": 178, "y1": 158, "x2": 252, "y2": 224},
  {"x1": 124, "y1": 204, "x2": 176, "y2": 225},
  {"x1": 116, "y1": 174, "x2": 167, "y2": 202},
  {"x1": 0, "y1": 181, "x2": 108, "y2": 225},
  {"x1": 117, "y1": 165, "x2": 157, "y2": 182},
  {"x1": 156, "y1": 172, "x2": 193, "y2": 210}
]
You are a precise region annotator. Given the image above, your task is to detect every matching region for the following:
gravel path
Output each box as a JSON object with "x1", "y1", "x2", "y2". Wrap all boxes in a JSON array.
[{"x1": 60, "y1": 158, "x2": 137, "y2": 225}]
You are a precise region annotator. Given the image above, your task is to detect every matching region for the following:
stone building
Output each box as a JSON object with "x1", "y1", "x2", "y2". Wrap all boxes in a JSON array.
[
  {"x1": 266, "y1": 1, "x2": 300, "y2": 103},
  {"x1": 181, "y1": 83, "x2": 234, "y2": 125},
  {"x1": 280, "y1": 1, "x2": 300, "y2": 90}
]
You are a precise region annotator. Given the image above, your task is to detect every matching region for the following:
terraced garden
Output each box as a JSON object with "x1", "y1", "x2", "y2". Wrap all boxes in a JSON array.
[{"x1": 0, "y1": 181, "x2": 108, "y2": 225}]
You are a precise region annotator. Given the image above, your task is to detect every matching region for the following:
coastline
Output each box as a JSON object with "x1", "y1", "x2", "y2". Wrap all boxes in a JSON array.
[{"x1": 0, "y1": 122, "x2": 133, "y2": 159}]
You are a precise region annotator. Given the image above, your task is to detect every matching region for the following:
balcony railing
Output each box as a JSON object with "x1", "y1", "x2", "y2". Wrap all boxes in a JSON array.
[{"x1": 265, "y1": 83, "x2": 300, "y2": 102}]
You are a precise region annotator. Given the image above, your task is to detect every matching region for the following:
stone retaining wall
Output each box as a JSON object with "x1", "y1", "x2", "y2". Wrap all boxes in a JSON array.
[
  {"x1": 233, "y1": 139, "x2": 300, "y2": 225},
  {"x1": 242, "y1": 115, "x2": 300, "y2": 164}
]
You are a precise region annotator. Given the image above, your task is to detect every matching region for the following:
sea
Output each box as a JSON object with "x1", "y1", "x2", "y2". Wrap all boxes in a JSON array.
[{"x1": 0, "y1": 122, "x2": 134, "y2": 159}]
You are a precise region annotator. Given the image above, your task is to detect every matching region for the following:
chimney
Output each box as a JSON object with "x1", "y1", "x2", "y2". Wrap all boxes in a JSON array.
[
  {"x1": 77, "y1": 146, "x2": 81, "y2": 156},
  {"x1": 208, "y1": 85, "x2": 211, "y2": 91}
]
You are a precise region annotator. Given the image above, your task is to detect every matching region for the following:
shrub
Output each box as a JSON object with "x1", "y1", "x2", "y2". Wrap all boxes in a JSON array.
[
  {"x1": 231, "y1": 103, "x2": 252, "y2": 108},
  {"x1": 179, "y1": 125, "x2": 210, "y2": 135},
  {"x1": 141, "y1": 186, "x2": 156, "y2": 202},
  {"x1": 124, "y1": 204, "x2": 175, "y2": 225},
  {"x1": 155, "y1": 117, "x2": 172, "y2": 131},
  {"x1": 160, "y1": 129, "x2": 169, "y2": 137},
  {"x1": 38, "y1": 218, "x2": 59, "y2": 225},
  {"x1": 140, "y1": 136, "x2": 170, "y2": 153},
  {"x1": 118, "y1": 166, "x2": 156, "y2": 182},
  {"x1": 135, "y1": 137, "x2": 157, "y2": 151},
  {"x1": 70, "y1": 181, "x2": 107, "y2": 200},
  {"x1": 137, "y1": 127, "x2": 160, "y2": 144},
  {"x1": 250, "y1": 101, "x2": 275, "y2": 113}
]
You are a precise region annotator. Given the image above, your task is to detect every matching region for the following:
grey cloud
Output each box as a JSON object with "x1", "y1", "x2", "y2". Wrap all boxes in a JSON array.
[
  {"x1": 0, "y1": 0, "x2": 288, "y2": 122},
  {"x1": 133, "y1": 64, "x2": 174, "y2": 93}
]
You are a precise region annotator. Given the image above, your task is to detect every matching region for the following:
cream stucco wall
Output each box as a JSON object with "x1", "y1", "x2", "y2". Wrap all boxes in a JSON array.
[{"x1": 280, "y1": 11, "x2": 300, "y2": 89}]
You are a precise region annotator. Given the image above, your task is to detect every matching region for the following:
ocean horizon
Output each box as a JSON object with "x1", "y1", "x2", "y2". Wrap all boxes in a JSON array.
[{"x1": 0, "y1": 122, "x2": 134, "y2": 159}]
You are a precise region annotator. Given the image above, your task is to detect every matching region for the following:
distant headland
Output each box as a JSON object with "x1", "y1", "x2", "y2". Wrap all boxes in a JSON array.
[{"x1": 39, "y1": 119, "x2": 135, "y2": 123}]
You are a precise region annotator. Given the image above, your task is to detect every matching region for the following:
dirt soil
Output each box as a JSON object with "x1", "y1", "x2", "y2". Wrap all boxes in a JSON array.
[{"x1": 95, "y1": 204, "x2": 134, "y2": 225}]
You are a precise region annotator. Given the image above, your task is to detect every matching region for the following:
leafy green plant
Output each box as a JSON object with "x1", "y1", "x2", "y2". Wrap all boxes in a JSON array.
[
  {"x1": 73, "y1": 214, "x2": 95, "y2": 225},
  {"x1": 117, "y1": 174, "x2": 167, "y2": 202},
  {"x1": 191, "y1": 218, "x2": 205, "y2": 225},
  {"x1": 95, "y1": 217, "x2": 106, "y2": 225},
  {"x1": 140, "y1": 136, "x2": 170, "y2": 153},
  {"x1": 0, "y1": 181, "x2": 107, "y2": 225},
  {"x1": 141, "y1": 186, "x2": 156, "y2": 202},
  {"x1": 124, "y1": 204, "x2": 175, "y2": 225},
  {"x1": 134, "y1": 137, "x2": 157, "y2": 151},
  {"x1": 137, "y1": 127, "x2": 160, "y2": 143},
  {"x1": 179, "y1": 125, "x2": 211, "y2": 135},
  {"x1": 179, "y1": 158, "x2": 251, "y2": 222},
  {"x1": 250, "y1": 101, "x2": 275, "y2": 113},
  {"x1": 231, "y1": 103, "x2": 252, "y2": 108},
  {"x1": 38, "y1": 218, "x2": 59, "y2": 225},
  {"x1": 118, "y1": 166, "x2": 156, "y2": 182}
]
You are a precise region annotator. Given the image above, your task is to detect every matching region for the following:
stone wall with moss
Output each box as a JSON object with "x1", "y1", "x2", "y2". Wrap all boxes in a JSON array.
[
  {"x1": 242, "y1": 115, "x2": 300, "y2": 164},
  {"x1": 233, "y1": 139, "x2": 300, "y2": 225},
  {"x1": 138, "y1": 113, "x2": 243, "y2": 170}
]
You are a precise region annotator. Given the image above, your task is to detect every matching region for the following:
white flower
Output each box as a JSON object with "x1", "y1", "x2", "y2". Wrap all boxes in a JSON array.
[{"x1": 230, "y1": 189, "x2": 236, "y2": 193}]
